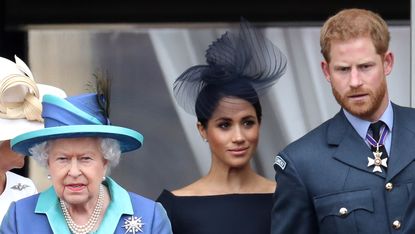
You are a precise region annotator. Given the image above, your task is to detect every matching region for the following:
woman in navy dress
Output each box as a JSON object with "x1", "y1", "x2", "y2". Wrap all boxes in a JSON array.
[{"x1": 157, "y1": 19, "x2": 287, "y2": 234}]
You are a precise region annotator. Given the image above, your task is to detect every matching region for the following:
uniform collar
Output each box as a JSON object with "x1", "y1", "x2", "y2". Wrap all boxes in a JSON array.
[
  {"x1": 35, "y1": 177, "x2": 133, "y2": 233},
  {"x1": 343, "y1": 100, "x2": 393, "y2": 140}
]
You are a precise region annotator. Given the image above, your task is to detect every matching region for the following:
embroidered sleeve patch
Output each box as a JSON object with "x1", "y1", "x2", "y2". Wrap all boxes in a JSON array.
[{"x1": 274, "y1": 155, "x2": 286, "y2": 170}]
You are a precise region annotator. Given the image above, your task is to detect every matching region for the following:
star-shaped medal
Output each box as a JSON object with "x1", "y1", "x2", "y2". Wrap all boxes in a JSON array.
[
  {"x1": 122, "y1": 215, "x2": 145, "y2": 233},
  {"x1": 367, "y1": 150, "x2": 387, "y2": 173}
]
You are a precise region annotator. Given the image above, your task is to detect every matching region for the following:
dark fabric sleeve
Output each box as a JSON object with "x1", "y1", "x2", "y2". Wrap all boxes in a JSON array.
[
  {"x1": 271, "y1": 152, "x2": 319, "y2": 234},
  {"x1": 156, "y1": 190, "x2": 174, "y2": 218},
  {"x1": 403, "y1": 185, "x2": 415, "y2": 233}
]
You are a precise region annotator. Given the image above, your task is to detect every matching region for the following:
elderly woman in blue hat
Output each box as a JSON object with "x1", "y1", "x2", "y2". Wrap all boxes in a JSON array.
[{"x1": 0, "y1": 82, "x2": 172, "y2": 233}]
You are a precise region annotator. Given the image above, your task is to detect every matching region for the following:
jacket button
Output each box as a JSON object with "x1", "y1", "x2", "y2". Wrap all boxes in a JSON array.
[
  {"x1": 392, "y1": 220, "x2": 401, "y2": 230},
  {"x1": 385, "y1": 182, "x2": 393, "y2": 191},
  {"x1": 339, "y1": 207, "x2": 348, "y2": 216}
]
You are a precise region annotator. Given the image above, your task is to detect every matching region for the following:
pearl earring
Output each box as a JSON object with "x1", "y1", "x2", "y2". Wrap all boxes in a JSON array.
[
  {"x1": 203, "y1": 139, "x2": 208, "y2": 142},
  {"x1": 102, "y1": 176, "x2": 106, "y2": 181},
  {"x1": 47, "y1": 175, "x2": 51, "y2": 180}
]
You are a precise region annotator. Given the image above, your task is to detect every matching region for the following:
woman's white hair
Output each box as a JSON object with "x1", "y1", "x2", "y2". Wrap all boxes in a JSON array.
[{"x1": 29, "y1": 138, "x2": 121, "y2": 175}]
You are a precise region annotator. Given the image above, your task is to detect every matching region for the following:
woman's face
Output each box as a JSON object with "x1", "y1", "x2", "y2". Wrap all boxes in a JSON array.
[
  {"x1": 47, "y1": 137, "x2": 108, "y2": 207},
  {"x1": 198, "y1": 97, "x2": 260, "y2": 169},
  {"x1": 0, "y1": 140, "x2": 25, "y2": 171}
]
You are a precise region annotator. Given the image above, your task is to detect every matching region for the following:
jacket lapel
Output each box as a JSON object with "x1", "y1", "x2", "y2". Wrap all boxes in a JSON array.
[
  {"x1": 329, "y1": 111, "x2": 386, "y2": 178},
  {"x1": 386, "y1": 104, "x2": 415, "y2": 181},
  {"x1": 35, "y1": 186, "x2": 71, "y2": 233}
]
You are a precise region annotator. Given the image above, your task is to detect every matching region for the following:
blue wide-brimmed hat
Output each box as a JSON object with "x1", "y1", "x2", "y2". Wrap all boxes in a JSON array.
[{"x1": 11, "y1": 93, "x2": 143, "y2": 156}]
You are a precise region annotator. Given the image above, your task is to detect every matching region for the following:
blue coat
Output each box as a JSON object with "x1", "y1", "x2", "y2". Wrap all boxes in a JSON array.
[
  {"x1": 272, "y1": 104, "x2": 415, "y2": 234},
  {"x1": 0, "y1": 177, "x2": 172, "y2": 234}
]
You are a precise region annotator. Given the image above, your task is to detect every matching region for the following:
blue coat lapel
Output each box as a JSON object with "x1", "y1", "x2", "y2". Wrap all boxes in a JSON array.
[
  {"x1": 329, "y1": 111, "x2": 386, "y2": 178},
  {"x1": 387, "y1": 104, "x2": 415, "y2": 181},
  {"x1": 34, "y1": 178, "x2": 135, "y2": 234}
]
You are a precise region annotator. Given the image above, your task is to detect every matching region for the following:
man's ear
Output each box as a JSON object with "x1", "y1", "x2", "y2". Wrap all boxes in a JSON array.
[
  {"x1": 321, "y1": 60, "x2": 331, "y2": 83},
  {"x1": 383, "y1": 51, "x2": 394, "y2": 76}
]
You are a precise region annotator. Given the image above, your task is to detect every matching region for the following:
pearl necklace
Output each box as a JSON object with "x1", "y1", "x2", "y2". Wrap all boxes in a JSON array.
[{"x1": 60, "y1": 184, "x2": 104, "y2": 234}]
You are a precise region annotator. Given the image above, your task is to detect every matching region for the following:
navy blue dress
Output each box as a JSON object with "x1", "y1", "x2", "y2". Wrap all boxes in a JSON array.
[{"x1": 157, "y1": 189, "x2": 273, "y2": 234}]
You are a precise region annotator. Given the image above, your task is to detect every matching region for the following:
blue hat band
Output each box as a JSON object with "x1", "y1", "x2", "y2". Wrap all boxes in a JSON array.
[
  {"x1": 42, "y1": 102, "x2": 101, "y2": 127},
  {"x1": 42, "y1": 94, "x2": 105, "y2": 127}
]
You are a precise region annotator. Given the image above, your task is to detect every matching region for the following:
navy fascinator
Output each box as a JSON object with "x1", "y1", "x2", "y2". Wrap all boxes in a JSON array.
[{"x1": 173, "y1": 18, "x2": 287, "y2": 116}]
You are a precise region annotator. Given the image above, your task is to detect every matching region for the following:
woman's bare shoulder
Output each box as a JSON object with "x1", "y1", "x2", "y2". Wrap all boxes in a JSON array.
[
  {"x1": 255, "y1": 176, "x2": 276, "y2": 193},
  {"x1": 171, "y1": 179, "x2": 206, "y2": 196}
]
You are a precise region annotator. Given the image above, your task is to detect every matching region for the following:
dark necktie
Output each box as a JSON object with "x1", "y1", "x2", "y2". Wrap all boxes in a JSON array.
[
  {"x1": 366, "y1": 121, "x2": 389, "y2": 172},
  {"x1": 369, "y1": 121, "x2": 389, "y2": 158}
]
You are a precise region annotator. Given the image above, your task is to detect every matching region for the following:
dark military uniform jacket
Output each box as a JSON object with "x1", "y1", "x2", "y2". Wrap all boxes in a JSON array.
[{"x1": 272, "y1": 103, "x2": 415, "y2": 234}]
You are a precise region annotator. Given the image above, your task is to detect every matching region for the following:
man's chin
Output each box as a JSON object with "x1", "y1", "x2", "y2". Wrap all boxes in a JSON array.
[{"x1": 343, "y1": 104, "x2": 371, "y2": 119}]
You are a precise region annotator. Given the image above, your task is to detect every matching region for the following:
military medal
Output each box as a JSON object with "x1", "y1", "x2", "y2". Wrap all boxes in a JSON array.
[
  {"x1": 367, "y1": 145, "x2": 388, "y2": 172},
  {"x1": 366, "y1": 124, "x2": 388, "y2": 173}
]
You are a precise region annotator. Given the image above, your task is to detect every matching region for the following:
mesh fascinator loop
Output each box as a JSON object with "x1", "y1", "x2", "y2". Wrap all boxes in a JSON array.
[{"x1": 173, "y1": 19, "x2": 287, "y2": 116}]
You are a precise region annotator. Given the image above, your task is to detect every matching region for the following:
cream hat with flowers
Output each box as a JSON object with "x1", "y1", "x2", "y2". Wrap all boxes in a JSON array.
[{"x1": 0, "y1": 55, "x2": 66, "y2": 141}]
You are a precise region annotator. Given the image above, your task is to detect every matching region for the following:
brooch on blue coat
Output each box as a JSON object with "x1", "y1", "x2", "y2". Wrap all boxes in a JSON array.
[{"x1": 122, "y1": 215, "x2": 145, "y2": 233}]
